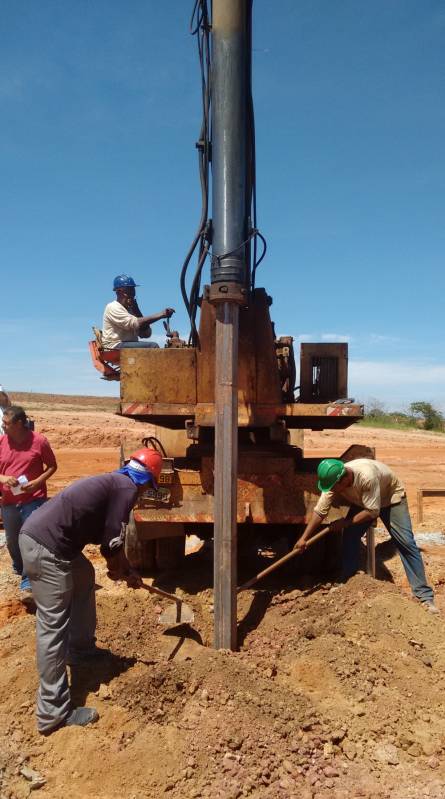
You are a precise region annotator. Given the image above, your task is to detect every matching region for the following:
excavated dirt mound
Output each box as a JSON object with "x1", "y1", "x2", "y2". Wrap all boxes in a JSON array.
[
  {"x1": 2, "y1": 553, "x2": 445, "y2": 799},
  {"x1": 9, "y1": 391, "x2": 149, "y2": 449},
  {"x1": 30, "y1": 410, "x2": 147, "y2": 450},
  {"x1": 2, "y1": 397, "x2": 445, "y2": 798}
]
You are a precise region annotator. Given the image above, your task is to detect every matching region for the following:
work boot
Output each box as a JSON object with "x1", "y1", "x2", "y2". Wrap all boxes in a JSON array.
[
  {"x1": 66, "y1": 647, "x2": 112, "y2": 666},
  {"x1": 65, "y1": 707, "x2": 99, "y2": 727},
  {"x1": 19, "y1": 589, "x2": 34, "y2": 607},
  {"x1": 40, "y1": 707, "x2": 99, "y2": 736},
  {"x1": 19, "y1": 576, "x2": 35, "y2": 607},
  {"x1": 422, "y1": 600, "x2": 440, "y2": 614}
]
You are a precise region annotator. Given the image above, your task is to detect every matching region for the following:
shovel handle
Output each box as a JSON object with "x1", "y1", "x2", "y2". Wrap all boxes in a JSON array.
[
  {"x1": 141, "y1": 582, "x2": 182, "y2": 606},
  {"x1": 238, "y1": 526, "x2": 333, "y2": 592}
]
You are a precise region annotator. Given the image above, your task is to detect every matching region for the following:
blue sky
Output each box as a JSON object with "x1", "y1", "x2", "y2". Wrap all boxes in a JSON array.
[{"x1": 1, "y1": 1, "x2": 444, "y2": 410}]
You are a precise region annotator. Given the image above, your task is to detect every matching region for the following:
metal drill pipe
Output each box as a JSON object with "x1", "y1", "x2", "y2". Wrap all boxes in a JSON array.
[
  {"x1": 211, "y1": 0, "x2": 249, "y2": 651},
  {"x1": 213, "y1": 301, "x2": 239, "y2": 649},
  {"x1": 211, "y1": 0, "x2": 248, "y2": 285}
]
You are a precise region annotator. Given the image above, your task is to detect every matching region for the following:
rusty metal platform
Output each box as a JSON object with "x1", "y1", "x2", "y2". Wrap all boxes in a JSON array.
[
  {"x1": 131, "y1": 452, "x2": 321, "y2": 528},
  {"x1": 118, "y1": 296, "x2": 363, "y2": 432},
  {"x1": 120, "y1": 398, "x2": 363, "y2": 430}
]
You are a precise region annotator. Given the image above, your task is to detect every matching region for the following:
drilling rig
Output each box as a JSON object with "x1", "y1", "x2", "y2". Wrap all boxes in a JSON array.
[{"x1": 90, "y1": 1, "x2": 365, "y2": 650}]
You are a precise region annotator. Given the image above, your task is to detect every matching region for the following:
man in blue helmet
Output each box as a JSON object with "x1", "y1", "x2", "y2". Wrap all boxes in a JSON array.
[{"x1": 102, "y1": 274, "x2": 175, "y2": 349}]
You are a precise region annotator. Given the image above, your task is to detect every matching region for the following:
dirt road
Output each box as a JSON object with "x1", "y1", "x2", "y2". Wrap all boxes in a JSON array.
[{"x1": 1, "y1": 400, "x2": 445, "y2": 798}]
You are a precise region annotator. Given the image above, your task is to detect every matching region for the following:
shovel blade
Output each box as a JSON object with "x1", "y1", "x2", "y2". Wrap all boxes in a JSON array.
[{"x1": 158, "y1": 602, "x2": 194, "y2": 625}]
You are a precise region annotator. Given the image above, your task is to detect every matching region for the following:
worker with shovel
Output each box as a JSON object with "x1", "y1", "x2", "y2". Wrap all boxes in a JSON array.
[
  {"x1": 18, "y1": 448, "x2": 162, "y2": 736},
  {"x1": 298, "y1": 458, "x2": 437, "y2": 613}
]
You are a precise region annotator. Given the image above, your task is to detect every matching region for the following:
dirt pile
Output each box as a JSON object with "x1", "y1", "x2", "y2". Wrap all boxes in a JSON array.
[
  {"x1": 31, "y1": 410, "x2": 147, "y2": 449},
  {"x1": 9, "y1": 391, "x2": 149, "y2": 449},
  {"x1": 1, "y1": 545, "x2": 445, "y2": 799},
  {"x1": 2, "y1": 398, "x2": 445, "y2": 798},
  {"x1": 9, "y1": 392, "x2": 117, "y2": 413}
]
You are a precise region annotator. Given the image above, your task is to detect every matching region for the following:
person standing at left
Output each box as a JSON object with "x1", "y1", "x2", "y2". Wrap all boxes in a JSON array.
[
  {"x1": 0, "y1": 384, "x2": 11, "y2": 434},
  {"x1": 0, "y1": 405, "x2": 57, "y2": 602}
]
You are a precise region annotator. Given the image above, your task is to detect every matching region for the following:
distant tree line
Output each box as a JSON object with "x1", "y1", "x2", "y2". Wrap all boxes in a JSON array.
[{"x1": 363, "y1": 400, "x2": 444, "y2": 432}]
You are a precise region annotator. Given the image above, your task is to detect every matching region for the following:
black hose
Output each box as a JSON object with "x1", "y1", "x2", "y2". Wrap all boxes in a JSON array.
[
  {"x1": 181, "y1": 0, "x2": 268, "y2": 340},
  {"x1": 142, "y1": 436, "x2": 167, "y2": 457},
  {"x1": 180, "y1": 0, "x2": 211, "y2": 344}
]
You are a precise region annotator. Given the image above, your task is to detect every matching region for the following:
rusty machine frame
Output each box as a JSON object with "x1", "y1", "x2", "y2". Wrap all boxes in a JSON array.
[{"x1": 92, "y1": 1, "x2": 365, "y2": 650}]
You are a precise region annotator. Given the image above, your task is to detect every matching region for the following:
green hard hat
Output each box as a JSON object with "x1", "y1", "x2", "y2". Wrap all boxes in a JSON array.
[{"x1": 317, "y1": 459, "x2": 346, "y2": 492}]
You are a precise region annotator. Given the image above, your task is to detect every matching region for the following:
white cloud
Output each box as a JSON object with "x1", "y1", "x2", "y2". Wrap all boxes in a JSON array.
[
  {"x1": 368, "y1": 333, "x2": 401, "y2": 345},
  {"x1": 284, "y1": 331, "x2": 407, "y2": 348},
  {"x1": 294, "y1": 333, "x2": 313, "y2": 342},
  {"x1": 282, "y1": 332, "x2": 353, "y2": 344},
  {"x1": 281, "y1": 332, "x2": 351, "y2": 343},
  {"x1": 349, "y1": 359, "x2": 445, "y2": 410},
  {"x1": 320, "y1": 333, "x2": 351, "y2": 343},
  {"x1": 350, "y1": 360, "x2": 445, "y2": 385}
]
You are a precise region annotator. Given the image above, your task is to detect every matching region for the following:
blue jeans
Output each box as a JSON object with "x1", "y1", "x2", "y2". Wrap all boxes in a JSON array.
[
  {"x1": 2, "y1": 499, "x2": 47, "y2": 577},
  {"x1": 342, "y1": 498, "x2": 434, "y2": 602}
]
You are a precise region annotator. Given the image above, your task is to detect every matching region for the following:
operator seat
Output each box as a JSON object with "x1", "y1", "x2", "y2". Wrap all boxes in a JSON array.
[{"x1": 89, "y1": 326, "x2": 121, "y2": 381}]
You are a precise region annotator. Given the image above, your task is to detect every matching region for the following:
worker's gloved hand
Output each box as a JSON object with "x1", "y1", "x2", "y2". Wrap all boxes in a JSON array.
[
  {"x1": 125, "y1": 568, "x2": 143, "y2": 589},
  {"x1": 163, "y1": 308, "x2": 175, "y2": 318},
  {"x1": 107, "y1": 565, "x2": 142, "y2": 587},
  {"x1": 106, "y1": 551, "x2": 141, "y2": 588},
  {"x1": 107, "y1": 566, "x2": 125, "y2": 582}
]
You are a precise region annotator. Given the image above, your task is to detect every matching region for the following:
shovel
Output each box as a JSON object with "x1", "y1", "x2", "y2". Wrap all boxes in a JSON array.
[
  {"x1": 238, "y1": 526, "x2": 333, "y2": 593},
  {"x1": 141, "y1": 582, "x2": 194, "y2": 625}
]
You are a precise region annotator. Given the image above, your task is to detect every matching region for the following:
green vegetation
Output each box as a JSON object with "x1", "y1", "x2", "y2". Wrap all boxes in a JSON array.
[
  {"x1": 359, "y1": 399, "x2": 444, "y2": 433},
  {"x1": 409, "y1": 401, "x2": 444, "y2": 431}
]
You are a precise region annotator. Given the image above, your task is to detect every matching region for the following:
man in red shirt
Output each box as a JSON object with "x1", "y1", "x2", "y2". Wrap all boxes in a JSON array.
[{"x1": 0, "y1": 406, "x2": 57, "y2": 602}]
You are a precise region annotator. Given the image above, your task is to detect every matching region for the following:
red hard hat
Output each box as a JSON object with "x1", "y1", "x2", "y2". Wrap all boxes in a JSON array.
[{"x1": 129, "y1": 448, "x2": 163, "y2": 483}]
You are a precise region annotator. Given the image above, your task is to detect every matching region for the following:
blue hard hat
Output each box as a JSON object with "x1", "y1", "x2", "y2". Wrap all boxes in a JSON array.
[{"x1": 113, "y1": 274, "x2": 139, "y2": 291}]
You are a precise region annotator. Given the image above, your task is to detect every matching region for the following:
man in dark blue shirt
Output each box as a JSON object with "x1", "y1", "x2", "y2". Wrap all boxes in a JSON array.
[{"x1": 19, "y1": 448, "x2": 163, "y2": 735}]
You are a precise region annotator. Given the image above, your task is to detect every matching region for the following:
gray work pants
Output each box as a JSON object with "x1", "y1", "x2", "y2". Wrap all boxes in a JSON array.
[{"x1": 19, "y1": 534, "x2": 97, "y2": 733}]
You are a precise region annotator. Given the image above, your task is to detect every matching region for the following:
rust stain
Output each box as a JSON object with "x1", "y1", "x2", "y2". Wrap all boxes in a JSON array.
[{"x1": 0, "y1": 599, "x2": 28, "y2": 629}]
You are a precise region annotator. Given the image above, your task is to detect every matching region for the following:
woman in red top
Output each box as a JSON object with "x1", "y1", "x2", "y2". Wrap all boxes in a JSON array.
[{"x1": 0, "y1": 406, "x2": 57, "y2": 601}]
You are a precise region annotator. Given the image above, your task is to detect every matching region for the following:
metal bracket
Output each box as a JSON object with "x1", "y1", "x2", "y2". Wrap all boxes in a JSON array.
[
  {"x1": 185, "y1": 419, "x2": 200, "y2": 441},
  {"x1": 204, "y1": 282, "x2": 248, "y2": 306}
]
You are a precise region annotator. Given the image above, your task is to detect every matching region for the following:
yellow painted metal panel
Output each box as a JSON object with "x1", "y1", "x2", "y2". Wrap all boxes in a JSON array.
[{"x1": 120, "y1": 348, "x2": 197, "y2": 404}]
